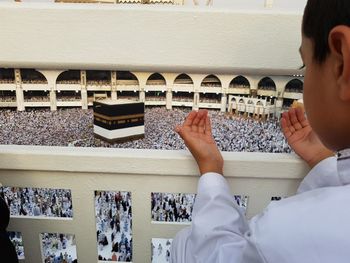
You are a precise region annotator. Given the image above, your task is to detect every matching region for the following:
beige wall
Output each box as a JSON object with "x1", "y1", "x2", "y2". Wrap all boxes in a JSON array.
[
  {"x1": 0, "y1": 3, "x2": 303, "y2": 75},
  {"x1": 0, "y1": 145, "x2": 308, "y2": 263}
]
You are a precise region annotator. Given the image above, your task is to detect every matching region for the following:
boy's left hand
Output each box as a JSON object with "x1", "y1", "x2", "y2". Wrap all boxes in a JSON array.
[
  {"x1": 281, "y1": 107, "x2": 334, "y2": 168},
  {"x1": 175, "y1": 110, "x2": 224, "y2": 175}
]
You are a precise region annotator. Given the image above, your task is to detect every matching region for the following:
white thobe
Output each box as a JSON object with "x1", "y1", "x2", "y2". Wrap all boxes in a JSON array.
[{"x1": 171, "y1": 149, "x2": 350, "y2": 263}]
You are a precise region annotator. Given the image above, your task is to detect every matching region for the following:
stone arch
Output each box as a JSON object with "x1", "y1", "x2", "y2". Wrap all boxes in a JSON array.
[
  {"x1": 21, "y1": 69, "x2": 50, "y2": 102},
  {"x1": 257, "y1": 77, "x2": 276, "y2": 91},
  {"x1": 172, "y1": 74, "x2": 194, "y2": 103},
  {"x1": 146, "y1": 73, "x2": 166, "y2": 86},
  {"x1": 56, "y1": 70, "x2": 81, "y2": 103},
  {"x1": 57, "y1": 70, "x2": 81, "y2": 84},
  {"x1": 0, "y1": 69, "x2": 16, "y2": 101},
  {"x1": 229, "y1": 75, "x2": 250, "y2": 88},
  {"x1": 116, "y1": 71, "x2": 140, "y2": 100},
  {"x1": 86, "y1": 70, "x2": 111, "y2": 85},
  {"x1": 246, "y1": 99, "x2": 255, "y2": 116},
  {"x1": 201, "y1": 74, "x2": 221, "y2": 87},
  {"x1": 0, "y1": 68, "x2": 15, "y2": 83},
  {"x1": 174, "y1": 73, "x2": 194, "y2": 85},
  {"x1": 255, "y1": 100, "x2": 264, "y2": 116},
  {"x1": 285, "y1": 79, "x2": 303, "y2": 93},
  {"x1": 21, "y1": 69, "x2": 48, "y2": 84},
  {"x1": 117, "y1": 71, "x2": 139, "y2": 86},
  {"x1": 237, "y1": 98, "x2": 246, "y2": 113},
  {"x1": 229, "y1": 97, "x2": 237, "y2": 112}
]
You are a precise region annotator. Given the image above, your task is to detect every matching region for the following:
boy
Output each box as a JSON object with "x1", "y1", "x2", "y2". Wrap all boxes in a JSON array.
[
  {"x1": 0, "y1": 195, "x2": 18, "y2": 263},
  {"x1": 171, "y1": 0, "x2": 350, "y2": 262}
]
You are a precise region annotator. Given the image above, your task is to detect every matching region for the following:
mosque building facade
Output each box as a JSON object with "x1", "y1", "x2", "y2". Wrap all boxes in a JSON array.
[{"x1": 0, "y1": 68, "x2": 303, "y2": 118}]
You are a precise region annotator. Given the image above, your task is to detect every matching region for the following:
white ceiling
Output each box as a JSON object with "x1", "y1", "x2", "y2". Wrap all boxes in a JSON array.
[{"x1": 1, "y1": 0, "x2": 308, "y2": 12}]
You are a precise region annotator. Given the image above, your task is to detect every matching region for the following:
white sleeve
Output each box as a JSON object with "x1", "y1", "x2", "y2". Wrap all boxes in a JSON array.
[
  {"x1": 297, "y1": 157, "x2": 340, "y2": 194},
  {"x1": 170, "y1": 173, "x2": 264, "y2": 263}
]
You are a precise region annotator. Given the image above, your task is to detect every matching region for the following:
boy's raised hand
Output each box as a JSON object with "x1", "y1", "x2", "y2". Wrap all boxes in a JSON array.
[
  {"x1": 281, "y1": 107, "x2": 334, "y2": 168},
  {"x1": 176, "y1": 110, "x2": 224, "y2": 175}
]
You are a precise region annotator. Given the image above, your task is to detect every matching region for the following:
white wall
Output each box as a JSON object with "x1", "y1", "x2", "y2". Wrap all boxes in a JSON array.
[
  {"x1": 196, "y1": 0, "x2": 307, "y2": 10},
  {"x1": 0, "y1": 3, "x2": 303, "y2": 75},
  {"x1": 0, "y1": 145, "x2": 308, "y2": 263}
]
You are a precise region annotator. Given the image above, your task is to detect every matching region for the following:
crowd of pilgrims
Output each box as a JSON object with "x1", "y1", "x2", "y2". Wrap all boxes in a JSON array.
[
  {"x1": 42, "y1": 233, "x2": 77, "y2": 263},
  {"x1": 57, "y1": 95, "x2": 82, "y2": 101},
  {"x1": 0, "y1": 187, "x2": 73, "y2": 218},
  {"x1": 7, "y1": 232, "x2": 25, "y2": 260},
  {"x1": 151, "y1": 193, "x2": 196, "y2": 223},
  {"x1": 151, "y1": 193, "x2": 249, "y2": 224},
  {"x1": 0, "y1": 107, "x2": 291, "y2": 153},
  {"x1": 151, "y1": 239, "x2": 172, "y2": 263},
  {"x1": 95, "y1": 191, "x2": 132, "y2": 262},
  {"x1": 0, "y1": 96, "x2": 16, "y2": 102}
]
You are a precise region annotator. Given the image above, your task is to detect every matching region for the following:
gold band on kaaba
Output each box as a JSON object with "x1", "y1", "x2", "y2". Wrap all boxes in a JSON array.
[
  {"x1": 93, "y1": 112, "x2": 144, "y2": 121},
  {"x1": 93, "y1": 100, "x2": 145, "y2": 142}
]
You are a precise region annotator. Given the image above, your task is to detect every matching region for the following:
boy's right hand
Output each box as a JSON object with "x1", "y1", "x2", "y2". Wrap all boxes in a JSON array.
[
  {"x1": 281, "y1": 107, "x2": 334, "y2": 168},
  {"x1": 175, "y1": 110, "x2": 224, "y2": 175}
]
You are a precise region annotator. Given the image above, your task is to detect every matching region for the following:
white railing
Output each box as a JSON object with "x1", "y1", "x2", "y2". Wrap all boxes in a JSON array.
[{"x1": 0, "y1": 145, "x2": 308, "y2": 263}]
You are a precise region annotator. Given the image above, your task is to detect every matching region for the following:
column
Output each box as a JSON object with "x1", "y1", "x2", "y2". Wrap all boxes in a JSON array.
[
  {"x1": 14, "y1": 69, "x2": 25, "y2": 111},
  {"x1": 81, "y1": 70, "x2": 88, "y2": 110},
  {"x1": 220, "y1": 94, "x2": 227, "y2": 112},
  {"x1": 166, "y1": 88, "x2": 172, "y2": 110},
  {"x1": 37, "y1": 69, "x2": 64, "y2": 111},
  {"x1": 111, "y1": 71, "x2": 117, "y2": 100},
  {"x1": 50, "y1": 90, "x2": 57, "y2": 111},
  {"x1": 139, "y1": 82, "x2": 146, "y2": 102},
  {"x1": 276, "y1": 98, "x2": 283, "y2": 119},
  {"x1": 139, "y1": 91, "x2": 145, "y2": 102},
  {"x1": 193, "y1": 92, "x2": 199, "y2": 110},
  {"x1": 162, "y1": 73, "x2": 178, "y2": 110}
]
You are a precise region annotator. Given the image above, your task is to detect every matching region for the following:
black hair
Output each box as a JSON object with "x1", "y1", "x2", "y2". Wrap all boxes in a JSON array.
[{"x1": 302, "y1": 0, "x2": 350, "y2": 63}]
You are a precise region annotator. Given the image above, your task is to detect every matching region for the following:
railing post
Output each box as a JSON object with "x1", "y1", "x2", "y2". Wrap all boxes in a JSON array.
[
  {"x1": 50, "y1": 89, "x2": 57, "y2": 111},
  {"x1": 80, "y1": 70, "x2": 88, "y2": 110},
  {"x1": 166, "y1": 86, "x2": 172, "y2": 110},
  {"x1": 15, "y1": 69, "x2": 25, "y2": 111},
  {"x1": 111, "y1": 71, "x2": 117, "y2": 100}
]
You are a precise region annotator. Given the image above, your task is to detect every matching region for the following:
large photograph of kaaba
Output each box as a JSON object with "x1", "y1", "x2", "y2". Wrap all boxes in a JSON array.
[{"x1": 0, "y1": 68, "x2": 296, "y2": 153}]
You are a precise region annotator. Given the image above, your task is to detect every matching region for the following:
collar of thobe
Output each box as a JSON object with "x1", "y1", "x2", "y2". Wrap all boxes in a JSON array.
[{"x1": 337, "y1": 148, "x2": 350, "y2": 185}]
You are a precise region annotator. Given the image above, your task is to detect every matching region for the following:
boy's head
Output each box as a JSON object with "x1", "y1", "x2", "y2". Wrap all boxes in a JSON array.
[{"x1": 301, "y1": 0, "x2": 350, "y2": 151}]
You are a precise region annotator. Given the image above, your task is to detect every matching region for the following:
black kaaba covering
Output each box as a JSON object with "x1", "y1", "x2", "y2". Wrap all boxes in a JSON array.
[
  {"x1": 93, "y1": 101, "x2": 145, "y2": 130},
  {"x1": 93, "y1": 101, "x2": 144, "y2": 117}
]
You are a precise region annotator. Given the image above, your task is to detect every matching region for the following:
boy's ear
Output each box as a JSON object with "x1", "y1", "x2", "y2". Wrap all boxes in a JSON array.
[{"x1": 328, "y1": 25, "x2": 350, "y2": 101}]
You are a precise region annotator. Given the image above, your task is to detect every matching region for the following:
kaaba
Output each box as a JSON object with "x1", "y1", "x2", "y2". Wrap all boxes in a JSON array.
[{"x1": 93, "y1": 100, "x2": 145, "y2": 142}]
